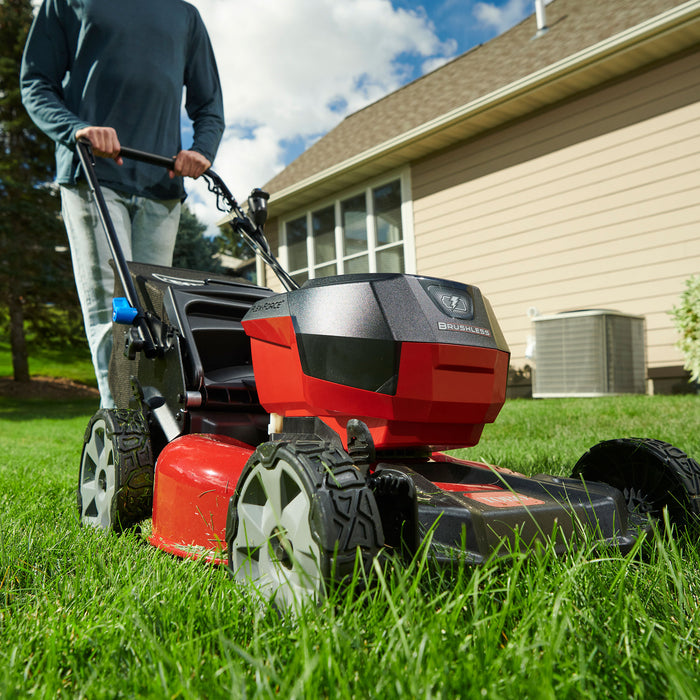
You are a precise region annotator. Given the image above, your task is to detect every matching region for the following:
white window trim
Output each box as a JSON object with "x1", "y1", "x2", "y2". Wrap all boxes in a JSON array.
[
  {"x1": 400, "y1": 168, "x2": 416, "y2": 274},
  {"x1": 279, "y1": 168, "x2": 416, "y2": 279}
]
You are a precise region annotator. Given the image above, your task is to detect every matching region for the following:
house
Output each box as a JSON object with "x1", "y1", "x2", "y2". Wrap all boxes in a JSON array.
[{"x1": 258, "y1": 0, "x2": 700, "y2": 395}]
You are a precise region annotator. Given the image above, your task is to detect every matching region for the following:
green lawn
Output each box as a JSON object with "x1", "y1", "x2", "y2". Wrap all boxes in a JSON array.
[
  {"x1": 455, "y1": 393, "x2": 700, "y2": 475},
  {"x1": 1, "y1": 344, "x2": 699, "y2": 697},
  {"x1": 0, "y1": 339, "x2": 96, "y2": 386}
]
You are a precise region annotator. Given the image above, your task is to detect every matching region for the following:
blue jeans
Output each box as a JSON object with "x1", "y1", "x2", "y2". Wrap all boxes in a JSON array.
[{"x1": 60, "y1": 184, "x2": 180, "y2": 407}]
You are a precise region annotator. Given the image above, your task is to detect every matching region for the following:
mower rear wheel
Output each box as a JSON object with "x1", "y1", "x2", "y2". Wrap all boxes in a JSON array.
[
  {"x1": 227, "y1": 440, "x2": 384, "y2": 610},
  {"x1": 77, "y1": 409, "x2": 154, "y2": 532},
  {"x1": 572, "y1": 438, "x2": 700, "y2": 530}
]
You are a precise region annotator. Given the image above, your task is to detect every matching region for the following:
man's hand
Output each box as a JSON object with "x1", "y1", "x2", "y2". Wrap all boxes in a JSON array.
[
  {"x1": 75, "y1": 126, "x2": 122, "y2": 165},
  {"x1": 171, "y1": 150, "x2": 211, "y2": 179}
]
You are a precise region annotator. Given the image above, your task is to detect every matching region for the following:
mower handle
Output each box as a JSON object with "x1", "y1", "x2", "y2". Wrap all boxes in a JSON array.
[
  {"x1": 76, "y1": 138, "x2": 166, "y2": 357},
  {"x1": 118, "y1": 146, "x2": 177, "y2": 171},
  {"x1": 119, "y1": 148, "x2": 299, "y2": 291},
  {"x1": 79, "y1": 139, "x2": 299, "y2": 292}
]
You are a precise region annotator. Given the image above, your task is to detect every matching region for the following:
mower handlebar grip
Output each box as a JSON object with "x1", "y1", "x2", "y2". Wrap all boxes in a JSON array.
[{"x1": 118, "y1": 146, "x2": 176, "y2": 171}]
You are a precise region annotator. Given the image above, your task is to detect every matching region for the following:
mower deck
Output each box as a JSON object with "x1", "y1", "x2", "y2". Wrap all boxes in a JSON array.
[
  {"x1": 145, "y1": 433, "x2": 646, "y2": 566},
  {"x1": 393, "y1": 456, "x2": 645, "y2": 563}
]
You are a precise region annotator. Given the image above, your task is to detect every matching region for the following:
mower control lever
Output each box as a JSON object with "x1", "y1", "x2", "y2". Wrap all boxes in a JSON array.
[{"x1": 247, "y1": 188, "x2": 269, "y2": 228}]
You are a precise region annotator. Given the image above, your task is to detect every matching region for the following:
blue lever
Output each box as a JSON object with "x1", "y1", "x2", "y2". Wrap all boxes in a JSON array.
[{"x1": 112, "y1": 297, "x2": 138, "y2": 324}]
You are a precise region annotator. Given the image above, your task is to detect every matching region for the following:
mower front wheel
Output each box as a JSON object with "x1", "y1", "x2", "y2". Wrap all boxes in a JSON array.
[
  {"x1": 77, "y1": 408, "x2": 155, "y2": 532},
  {"x1": 227, "y1": 440, "x2": 384, "y2": 610},
  {"x1": 572, "y1": 438, "x2": 700, "y2": 531}
]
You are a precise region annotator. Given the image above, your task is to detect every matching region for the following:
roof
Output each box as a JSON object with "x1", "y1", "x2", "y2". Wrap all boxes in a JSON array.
[{"x1": 264, "y1": 0, "x2": 700, "y2": 216}]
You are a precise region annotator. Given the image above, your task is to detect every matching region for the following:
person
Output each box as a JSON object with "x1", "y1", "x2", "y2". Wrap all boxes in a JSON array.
[{"x1": 20, "y1": 0, "x2": 225, "y2": 407}]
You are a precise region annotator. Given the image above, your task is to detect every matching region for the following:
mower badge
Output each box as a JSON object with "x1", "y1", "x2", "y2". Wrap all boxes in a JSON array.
[
  {"x1": 444, "y1": 294, "x2": 468, "y2": 313},
  {"x1": 438, "y1": 321, "x2": 491, "y2": 337},
  {"x1": 426, "y1": 284, "x2": 473, "y2": 320}
]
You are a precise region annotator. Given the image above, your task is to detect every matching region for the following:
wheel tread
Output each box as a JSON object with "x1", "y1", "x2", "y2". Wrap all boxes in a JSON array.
[
  {"x1": 78, "y1": 408, "x2": 154, "y2": 532},
  {"x1": 228, "y1": 438, "x2": 384, "y2": 602},
  {"x1": 573, "y1": 437, "x2": 700, "y2": 527}
]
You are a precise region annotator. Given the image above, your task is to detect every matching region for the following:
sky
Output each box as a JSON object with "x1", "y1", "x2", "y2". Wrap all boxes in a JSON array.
[{"x1": 181, "y1": 0, "x2": 541, "y2": 230}]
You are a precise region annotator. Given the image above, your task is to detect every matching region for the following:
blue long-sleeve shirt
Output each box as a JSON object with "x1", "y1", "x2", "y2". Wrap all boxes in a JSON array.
[{"x1": 21, "y1": 0, "x2": 225, "y2": 200}]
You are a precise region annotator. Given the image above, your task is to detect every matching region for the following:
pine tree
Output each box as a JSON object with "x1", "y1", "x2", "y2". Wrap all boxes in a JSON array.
[
  {"x1": 0, "y1": 0, "x2": 82, "y2": 381},
  {"x1": 172, "y1": 205, "x2": 225, "y2": 273}
]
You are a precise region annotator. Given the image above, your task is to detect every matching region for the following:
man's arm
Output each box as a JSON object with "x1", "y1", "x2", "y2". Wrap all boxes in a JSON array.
[
  {"x1": 182, "y1": 9, "x2": 225, "y2": 166},
  {"x1": 20, "y1": 1, "x2": 89, "y2": 148}
]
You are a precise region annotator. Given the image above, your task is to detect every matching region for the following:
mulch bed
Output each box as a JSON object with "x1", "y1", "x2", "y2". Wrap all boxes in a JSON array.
[{"x1": 0, "y1": 376, "x2": 99, "y2": 400}]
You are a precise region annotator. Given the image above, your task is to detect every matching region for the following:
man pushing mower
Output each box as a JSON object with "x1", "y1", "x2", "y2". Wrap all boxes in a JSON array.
[{"x1": 21, "y1": 0, "x2": 225, "y2": 407}]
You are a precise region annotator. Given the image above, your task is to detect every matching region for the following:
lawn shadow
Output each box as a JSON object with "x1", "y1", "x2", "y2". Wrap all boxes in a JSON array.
[{"x1": 0, "y1": 395, "x2": 98, "y2": 421}]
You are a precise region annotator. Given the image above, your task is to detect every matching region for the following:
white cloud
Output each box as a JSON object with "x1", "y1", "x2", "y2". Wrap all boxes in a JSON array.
[
  {"x1": 184, "y1": 0, "x2": 456, "y2": 232},
  {"x1": 473, "y1": 0, "x2": 528, "y2": 34},
  {"x1": 473, "y1": 0, "x2": 550, "y2": 35}
]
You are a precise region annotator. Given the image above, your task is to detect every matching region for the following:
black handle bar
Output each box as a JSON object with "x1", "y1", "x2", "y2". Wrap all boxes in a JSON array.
[{"x1": 119, "y1": 146, "x2": 176, "y2": 171}]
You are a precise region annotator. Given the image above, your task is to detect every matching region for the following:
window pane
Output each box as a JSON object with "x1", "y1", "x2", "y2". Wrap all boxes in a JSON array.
[
  {"x1": 376, "y1": 245, "x2": 404, "y2": 273},
  {"x1": 287, "y1": 217, "x2": 308, "y2": 271},
  {"x1": 345, "y1": 255, "x2": 369, "y2": 274},
  {"x1": 341, "y1": 194, "x2": 367, "y2": 256},
  {"x1": 292, "y1": 270, "x2": 309, "y2": 286},
  {"x1": 312, "y1": 206, "x2": 335, "y2": 265},
  {"x1": 373, "y1": 181, "x2": 402, "y2": 245},
  {"x1": 314, "y1": 262, "x2": 338, "y2": 278}
]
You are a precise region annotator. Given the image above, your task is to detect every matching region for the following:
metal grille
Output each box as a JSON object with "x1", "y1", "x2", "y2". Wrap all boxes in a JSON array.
[{"x1": 533, "y1": 311, "x2": 646, "y2": 397}]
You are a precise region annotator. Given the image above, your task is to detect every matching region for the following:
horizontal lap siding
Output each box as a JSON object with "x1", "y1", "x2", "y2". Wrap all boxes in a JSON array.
[{"x1": 412, "y1": 50, "x2": 700, "y2": 374}]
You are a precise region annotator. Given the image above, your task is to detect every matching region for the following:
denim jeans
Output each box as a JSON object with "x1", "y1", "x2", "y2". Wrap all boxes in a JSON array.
[{"x1": 60, "y1": 184, "x2": 181, "y2": 407}]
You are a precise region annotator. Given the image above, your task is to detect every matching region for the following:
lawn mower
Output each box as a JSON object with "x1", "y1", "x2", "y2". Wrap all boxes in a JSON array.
[{"x1": 75, "y1": 140, "x2": 700, "y2": 609}]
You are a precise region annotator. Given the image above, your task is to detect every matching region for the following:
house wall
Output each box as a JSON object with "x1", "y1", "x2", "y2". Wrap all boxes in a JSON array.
[{"x1": 411, "y1": 49, "x2": 700, "y2": 392}]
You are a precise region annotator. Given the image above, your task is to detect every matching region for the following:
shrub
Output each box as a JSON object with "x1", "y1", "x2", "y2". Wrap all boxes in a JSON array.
[{"x1": 670, "y1": 274, "x2": 700, "y2": 382}]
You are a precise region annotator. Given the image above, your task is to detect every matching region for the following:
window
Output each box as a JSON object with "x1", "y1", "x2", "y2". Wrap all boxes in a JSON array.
[{"x1": 281, "y1": 176, "x2": 411, "y2": 285}]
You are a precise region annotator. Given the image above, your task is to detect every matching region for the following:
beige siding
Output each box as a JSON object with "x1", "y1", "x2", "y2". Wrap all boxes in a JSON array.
[{"x1": 412, "y1": 50, "x2": 700, "y2": 378}]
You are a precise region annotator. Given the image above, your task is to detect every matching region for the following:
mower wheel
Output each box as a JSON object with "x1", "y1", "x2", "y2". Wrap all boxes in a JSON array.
[
  {"x1": 77, "y1": 409, "x2": 154, "y2": 532},
  {"x1": 572, "y1": 438, "x2": 700, "y2": 530},
  {"x1": 227, "y1": 440, "x2": 384, "y2": 610}
]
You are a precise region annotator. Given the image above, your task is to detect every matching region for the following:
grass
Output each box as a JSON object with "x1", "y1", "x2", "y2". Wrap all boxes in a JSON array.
[
  {"x1": 1, "y1": 344, "x2": 699, "y2": 698},
  {"x1": 0, "y1": 339, "x2": 96, "y2": 386},
  {"x1": 455, "y1": 394, "x2": 700, "y2": 476}
]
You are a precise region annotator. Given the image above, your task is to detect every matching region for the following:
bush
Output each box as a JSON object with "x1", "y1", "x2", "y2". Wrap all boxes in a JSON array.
[{"x1": 670, "y1": 274, "x2": 700, "y2": 382}]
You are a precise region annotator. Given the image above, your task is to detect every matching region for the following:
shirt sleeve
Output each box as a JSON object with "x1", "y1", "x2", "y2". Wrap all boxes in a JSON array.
[
  {"x1": 20, "y1": 0, "x2": 89, "y2": 148},
  {"x1": 183, "y1": 9, "x2": 225, "y2": 164}
]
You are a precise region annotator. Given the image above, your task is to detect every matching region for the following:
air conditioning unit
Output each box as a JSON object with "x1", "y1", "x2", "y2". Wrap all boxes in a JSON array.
[{"x1": 532, "y1": 310, "x2": 646, "y2": 398}]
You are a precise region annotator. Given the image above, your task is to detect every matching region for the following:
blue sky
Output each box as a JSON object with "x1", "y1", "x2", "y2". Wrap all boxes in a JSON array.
[{"x1": 185, "y1": 0, "x2": 537, "y2": 228}]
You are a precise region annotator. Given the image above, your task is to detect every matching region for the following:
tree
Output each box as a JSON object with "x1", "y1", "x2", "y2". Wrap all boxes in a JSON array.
[
  {"x1": 670, "y1": 274, "x2": 700, "y2": 385},
  {"x1": 217, "y1": 217, "x2": 256, "y2": 262},
  {"x1": 172, "y1": 204, "x2": 225, "y2": 273},
  {"x1": 0, "y1": 0, "x2": 82, "y2": 381},
  {"x1": 215, "y1": 214, "x2": 258, "y2": 283}
]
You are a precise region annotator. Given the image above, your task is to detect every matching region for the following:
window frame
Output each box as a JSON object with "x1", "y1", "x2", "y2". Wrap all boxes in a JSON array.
[{"x1": 279, "y1": 169, "x2": 415, "y2": 281}]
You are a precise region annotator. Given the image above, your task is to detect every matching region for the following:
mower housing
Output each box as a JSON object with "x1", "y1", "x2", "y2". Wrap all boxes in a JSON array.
[{"x1": 243, "y1": 273, "x2": 510, "y2": 450}]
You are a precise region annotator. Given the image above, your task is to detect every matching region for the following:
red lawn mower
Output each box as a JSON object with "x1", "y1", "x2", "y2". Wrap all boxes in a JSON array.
[{"x1": 76, "y1": 141, "x2": 700, "y2": 609}]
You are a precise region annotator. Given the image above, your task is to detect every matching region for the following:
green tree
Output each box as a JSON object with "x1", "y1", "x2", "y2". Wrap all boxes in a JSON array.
[
  {"x1": 670, "y1": 274, "x2": 700, "y2": 384},
  {"x1": 172, "y1": 204, "x2": 224, "y2": 273},
  {"x1": 216, "y1": 208, "x2": 258, "y2": 260},
  {"x1": 0, "y1": 0, "x2": 82, "y2": 381},
  {"x1": 216, "y1": 216, "x2": 258, "y2": 283}
]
